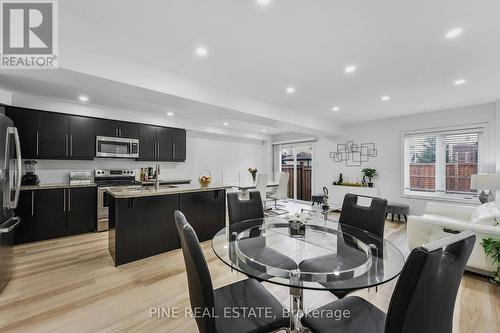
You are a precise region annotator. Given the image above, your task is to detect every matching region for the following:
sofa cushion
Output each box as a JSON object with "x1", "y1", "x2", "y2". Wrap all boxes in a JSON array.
[{"x1": 471, "y1": 202, "x2": 500, "y2": 226}]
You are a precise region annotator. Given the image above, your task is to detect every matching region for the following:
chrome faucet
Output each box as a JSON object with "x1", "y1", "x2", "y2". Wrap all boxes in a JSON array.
[{"x1": 155, "y1": 163, "x2": 161, "y2": 190}]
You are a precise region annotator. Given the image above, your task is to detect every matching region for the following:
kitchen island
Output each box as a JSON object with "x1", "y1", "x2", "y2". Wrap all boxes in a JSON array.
[{"x1": 107, "y1": 184, "x2": 230, "y2": 266}]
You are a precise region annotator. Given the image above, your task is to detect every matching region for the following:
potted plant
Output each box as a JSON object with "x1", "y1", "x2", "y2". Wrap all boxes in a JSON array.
[
  {"x1": 481, "y1": 238, "x2": 500, "y2": 285},
  {"x1": 361, "y1": 168, "x2": 377, "y2": 187},
  {"x1": 248, "y1": 167, "x2": 258, "y2": 182}
]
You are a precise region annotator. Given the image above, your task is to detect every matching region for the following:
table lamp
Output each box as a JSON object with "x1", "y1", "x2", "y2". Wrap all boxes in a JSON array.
[{"x1": 470, "y1": 174, "x2": 500, "y2": 204}]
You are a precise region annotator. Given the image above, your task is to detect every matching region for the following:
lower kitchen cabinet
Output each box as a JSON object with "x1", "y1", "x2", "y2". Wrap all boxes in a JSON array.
[
  {"x1": 14, "y1": 191, "x2": 36, "y2": 244},
  {"x1": 180, "y1": 190, "x2": 226, "y2": 242},
  {"x1": 34, "y1": 189, "x2": 67, "y2": 241},
  {"x1": 67, "y1": 187, "x2": 97, "y2": 235},
  {"x1": 14, "y1": 187, "x2": 97, "y2": 244}
]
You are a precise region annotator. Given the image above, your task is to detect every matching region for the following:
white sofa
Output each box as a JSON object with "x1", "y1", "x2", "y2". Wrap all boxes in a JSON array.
[{"x1": 407, "y1": 201, "x2": 500, "y2": 274}]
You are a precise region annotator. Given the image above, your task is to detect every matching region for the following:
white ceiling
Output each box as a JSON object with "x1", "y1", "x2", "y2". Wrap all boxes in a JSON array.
[{"x1": 1, "y1": 0, "x2": 500, "y2": 136}]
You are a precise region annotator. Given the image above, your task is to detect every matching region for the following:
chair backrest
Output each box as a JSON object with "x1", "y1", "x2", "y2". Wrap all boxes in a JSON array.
[
  {"x1": 339, "y1": 193, "x2": 388, "y2": 238},
  {"x1": 275, "y1": 172, "x2": 289, "y2": 199},
  {"x1": 385, "y1": 230, "x2": 475, "y2": 333},
  {"x1": 174, "y1": 211, "x2": 216, "y2": 333},
  {"x1": 227, "y1": 191, "x2": 264, "y2": 225},
  {"x1": 254, "y1": 174, "x2": 268, "y2": 202}
]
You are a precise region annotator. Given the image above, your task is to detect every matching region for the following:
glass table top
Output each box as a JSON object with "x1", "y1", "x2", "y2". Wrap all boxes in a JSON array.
[{"x1": 212, "y1": 215, "x2": 405, "y2": 291}]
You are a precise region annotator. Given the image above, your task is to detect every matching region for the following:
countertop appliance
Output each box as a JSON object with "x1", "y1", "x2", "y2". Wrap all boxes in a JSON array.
[
  {"x1": 21, "y1": 160, "x2": 40, "y2": 186},
  {"x1": 96, "y1": 136, "x2": 139, "y2": 159},
  {"x1": 0, "y1": 113, "x2": 22, "y2": 293},
  {"x1": 95, "y1": 169, "x2": 141, "y2": 232}
]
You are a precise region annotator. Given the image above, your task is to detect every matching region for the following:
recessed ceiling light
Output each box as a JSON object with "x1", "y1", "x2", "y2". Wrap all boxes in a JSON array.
[
  {"x1": 445, "y1": 28, "x2": 463, "y2": 39},
  {"x1": 381, "y1": 96, "x2": 391, "y2": 102},
  {"x1": 78, "y1": 95, "x2": 89, "y2": 102},
  {"x1": 195, "y1": 47, "x2": 208, "y2": 56},
  {"x1": 167, "y1": 111, "x2": 174, "y2": 116},
  {"x1": 454, "y1": 78, "x2": 466, "y2": 86},
  {"x1": 262, "y1": 129, "x2": 267, "y2": 133},
  {"x1": 344, "y1": 65, "x2": 357, "y2": 73},
  {"x1": 286, "y1": 86, "x2": 295, "y2": 94},
  {"x1": 257, "y1": 0, "x2": 271, "y2": 5},
  {"x1": 223, "y1": 122, "x2": 229, "y2": 126},
  {"x1": 332, "y1": 107, "x2": 340, "y2": 112}
]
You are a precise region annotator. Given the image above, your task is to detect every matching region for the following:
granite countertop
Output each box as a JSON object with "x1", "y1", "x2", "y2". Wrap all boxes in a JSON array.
[
  {"x1": 107, "y1": 183, "x2": 231, "y2": 199},
  {"x1": 21, "y1": 183, "x2": 97, "y2": 191},
  {"x1": 141, "y1": 178, "x2": 192, "y2": 185}
]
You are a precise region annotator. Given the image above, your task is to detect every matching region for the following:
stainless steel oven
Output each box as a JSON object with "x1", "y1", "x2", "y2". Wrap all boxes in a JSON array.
[
  {"x1": 96, "y1": 136, "x2": 139, "y2": 158},
  {"x1": 95, "y1": 169, "x2": 141, "y2": 232}
]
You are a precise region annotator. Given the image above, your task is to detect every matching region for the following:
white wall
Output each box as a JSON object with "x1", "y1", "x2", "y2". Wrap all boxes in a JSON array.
[
  {"x1": 0, "y1": 89, "x2": 12, "y2": 105},
  {"x1": 313, "y1": 103, "x2": 497, "y2": 215},
  {"x1": 10, "y1": 94, "x2": 267, "y2": 185}
]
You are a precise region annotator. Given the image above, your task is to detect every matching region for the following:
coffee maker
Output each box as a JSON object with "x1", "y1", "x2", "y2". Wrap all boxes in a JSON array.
[{"x1": 21, "y1": 160, "x2": 40, "y2": 185}]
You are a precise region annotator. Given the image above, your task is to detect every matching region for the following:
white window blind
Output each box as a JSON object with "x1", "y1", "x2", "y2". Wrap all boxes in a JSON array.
[{"x1": 404, "y1": 129, "x2": 482, "y2": 200}]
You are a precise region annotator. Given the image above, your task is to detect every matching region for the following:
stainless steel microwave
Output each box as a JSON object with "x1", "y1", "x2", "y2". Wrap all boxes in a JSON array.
[{"x1": 96, "y1": 136, "x2": 139, "y2": 158}]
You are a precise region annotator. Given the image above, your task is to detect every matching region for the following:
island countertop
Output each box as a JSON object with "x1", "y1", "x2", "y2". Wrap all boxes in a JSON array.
[{"x1": 106, "y1": 183, "x2": 232, "y2": 199}]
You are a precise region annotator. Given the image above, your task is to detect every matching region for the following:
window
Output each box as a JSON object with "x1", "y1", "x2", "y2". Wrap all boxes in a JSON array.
[{"x1": 403, "y1": 128, "x2": 482, "y2": 201}]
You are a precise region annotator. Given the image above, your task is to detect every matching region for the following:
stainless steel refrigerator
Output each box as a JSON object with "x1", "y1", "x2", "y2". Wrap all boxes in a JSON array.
[{"x1": 0, "y1": 113, "x2": 22, "y2": 293}]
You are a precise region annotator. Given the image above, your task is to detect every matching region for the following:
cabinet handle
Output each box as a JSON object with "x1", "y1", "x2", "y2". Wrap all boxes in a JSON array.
[
  {"x1": 63, "y1": 189, "x2": 66, "y2": 212},
  {"x1": 173, "y1": 143, "x2": 176, "y2": 159},
  {"x1": 119, "y1": 129, "x2": 122, "y2": 137},
  {"x1": 153, "y1": 142, "x2": 156, "y2": 158},
  {"x1": 157, "y1": 141, "x2": 160, "y2": 159},
  {"x1": 70, "y1": 135, "x2": 73, "y2": 156},
  {"x1": 68, "y1": 189, "x2": 71, "y2": 212},
  {"x1": 31, "y1": 191, "x2": 34, "y2": 216},
  {"x1": 36, "y1": 131, "x2": 39, "y2": 156},
  {"x1": 65, "y1": 135, "x2": 69, "y2": 156}
]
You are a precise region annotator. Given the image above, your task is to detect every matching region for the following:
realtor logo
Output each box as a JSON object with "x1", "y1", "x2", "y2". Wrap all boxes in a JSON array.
[{"x1": 1, "y1": 0, "x2": 58, "y2": 68}]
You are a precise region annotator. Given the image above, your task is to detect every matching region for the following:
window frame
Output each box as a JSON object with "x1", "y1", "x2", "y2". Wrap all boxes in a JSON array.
[{"x1": 400, "y1": 124, "x2": 488, "y2": 204}]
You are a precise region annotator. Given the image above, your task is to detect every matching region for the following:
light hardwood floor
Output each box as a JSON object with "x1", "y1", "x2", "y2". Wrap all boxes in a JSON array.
[{"x1": 0, "y1": 215, "x2": 498, "y2": 332}]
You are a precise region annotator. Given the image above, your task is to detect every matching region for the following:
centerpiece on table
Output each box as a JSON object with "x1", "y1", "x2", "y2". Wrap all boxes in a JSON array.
[
  {"x1": 286, "y1": 212, "x2": 310, "y2": 238},
  {"x1": 248, "y1": 167, "x2": 258, "y2": 182}
]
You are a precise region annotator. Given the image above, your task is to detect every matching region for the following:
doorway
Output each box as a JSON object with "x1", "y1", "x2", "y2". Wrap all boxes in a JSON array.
[{"x1": 280, "y1": 144, "x2": 313, "y2": 201}]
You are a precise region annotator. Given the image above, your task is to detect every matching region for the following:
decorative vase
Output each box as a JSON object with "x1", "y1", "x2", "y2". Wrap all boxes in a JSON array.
[{"x1": 251, "y1": 173, "x2": 257, "y2": 182}]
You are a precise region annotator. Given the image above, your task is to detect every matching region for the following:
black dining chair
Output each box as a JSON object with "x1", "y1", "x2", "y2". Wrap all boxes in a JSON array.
[
  {"x1": 174, "y1": 211, "x2": 289, "y2": 333},
  {"x1": 298, "y1": 193, "x2": 388, "y2": 299},
  {"x1": 301, "y1": 230, "x2": 475, "y2": 333},
  {"x1": 227, "y1": 191, "x2": 298, "y2": 274},
  {"x1": 339, "y1": 193, "x2": 388, "y2": 238},
  {"x1": 227, "y1": 191, "x2": 265, "y2": 225}
]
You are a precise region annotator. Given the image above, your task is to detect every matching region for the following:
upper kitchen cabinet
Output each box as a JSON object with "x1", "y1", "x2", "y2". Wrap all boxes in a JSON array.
[
  {"x1": 138, "y1": 125, "x2": 185, "y2": 162},
  {"x1": 37, "y1": 112, "x2": 69, "y2": 158},
  {"x1": 170, "y1": 128, "x2": 186, "y2": 162},
  {"x1": 138, "y1": 124, "x2": 158, "y2": 160},
  {"x1": 96, "y1": 119, "x2": 138, "y2": 139},
  {"x1": 5, "y1": 107, "x2": 39, "y2": 158},
  {"x1": 6, "y1": 107, "x2": 96, "y2": 160},
  {"x1": 69, "y1": 116, "x2": 96, "y2": 159}
]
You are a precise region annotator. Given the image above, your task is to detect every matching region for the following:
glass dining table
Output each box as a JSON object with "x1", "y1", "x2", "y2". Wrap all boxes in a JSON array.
[{"x1": 212, "y1": 213, "x2": 405, "y2": 332}]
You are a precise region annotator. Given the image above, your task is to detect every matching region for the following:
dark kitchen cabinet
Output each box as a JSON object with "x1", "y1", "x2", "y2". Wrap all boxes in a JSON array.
[
  {"x1": 67, "y1": 187, "x2": 96, "y2": 235},
  {"x1": 6, "y1": 106, "x2": 185, "y2": 162},
  {"x1": 96, "y1": 119, "x2": 138, "y2": 138},
  {"x1": 13, "y1": 191, "x2": 36, "y2": 244},
  {"x1": 180, "y1": 190, "x2": 225, "y2": 242},
  {"x1": 158, "y1": 127, "x2": 173, "y2": 161},
  {"x1": 170, "y1": 128, "x2": 186, "y2": 161},
  {"x1": 138, "y1": 124, "x2": 158, "y2": 160},
  {"x1": 37, "y1": 112, "x2": 69, "y2": 158},
  {"x1": 6, "y1": 107, "x2": 95, "y2": 160},
  {"x1": 34, "y1": 189, "x2": 67, "y2": 241},
  {"x1": 110, "y1": 194, "x2": 180, "y2": 265},
  {"x1": 69, "y1": 116, "x2": 95, "y2": 159},
  {"x1": 138, "y1": 125, "x2": 185, "y2": 162},
  {"x1": 6, "y1": 107, "x2": 39, "y2": 159},
  {"x1": 14, "y1": 187, "x2": 97, "y2": 244}
]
